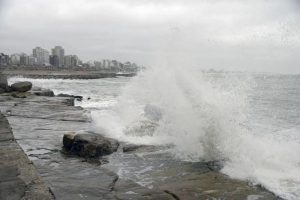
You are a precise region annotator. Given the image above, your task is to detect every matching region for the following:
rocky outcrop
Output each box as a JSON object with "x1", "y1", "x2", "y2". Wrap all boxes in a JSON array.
[
  {"x1": 122, "y1": 143, "x2": 156, "y2": 153},
  {"x1": 0, "y1": 87, "x2": 5, "y2": 94},
  {"x1": 11, "y1": 81, "x2": 32, "y2": 92},
  {"x1": 0, "y1": 73, "x2": 9, "y2": 92},
  {"x1": 63, "y1": 132, "x2": 119, "y2": 158},
  {"x1": 32, "y1": 89, "x2": 54, "y2": 97},
  {"x1": 57, "y1": 93, "x2": 83, "y2": 101},
  {"x1": 31, "y1": 88, "x2": 55, "y2": 97}
]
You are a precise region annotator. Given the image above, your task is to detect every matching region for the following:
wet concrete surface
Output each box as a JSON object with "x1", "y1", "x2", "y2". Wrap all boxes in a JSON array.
[
  {"x1": 0, "y1": 93, "x2": 281, "y2": 200},
  {"x1": 0, "y1": 112, "x2": 54, "y2": 200}
]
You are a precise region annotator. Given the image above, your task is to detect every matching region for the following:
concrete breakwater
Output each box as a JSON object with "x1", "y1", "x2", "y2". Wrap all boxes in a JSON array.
[
  {"x1": 0, "y1": 81, "x2": 281, "y2": 200},
  {"x1": 0, "y1": 90, "x2": 173, "y2": 200},
  {"x1": 0, "y1": 112, "x2": 54, "y2": 200},
  {"x1": 3, "y1": 69, "x2": 136, "y2": 79}
]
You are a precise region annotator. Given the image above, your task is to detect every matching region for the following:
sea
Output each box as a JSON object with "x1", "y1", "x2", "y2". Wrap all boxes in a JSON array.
[{"x1": 9, "y1": 67, "x2": 300, "y2": 200}]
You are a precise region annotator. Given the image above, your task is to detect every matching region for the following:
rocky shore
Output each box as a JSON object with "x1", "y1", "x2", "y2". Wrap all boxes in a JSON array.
[{"x1": 0, "y1": 78, "x2": 281, "y2": 200}]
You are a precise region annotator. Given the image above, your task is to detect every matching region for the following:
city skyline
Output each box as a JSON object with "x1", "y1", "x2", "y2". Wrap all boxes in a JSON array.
[
  {"x1": 0, "y1": 45, "x2": 140, "y2": 72},
  {"x1": 1, "y1": 45, "x2": 138, "y2": 64}
]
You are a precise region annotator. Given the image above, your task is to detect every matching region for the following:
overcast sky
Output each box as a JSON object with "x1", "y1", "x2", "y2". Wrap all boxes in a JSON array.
[{"x1": 0, "y1": 0, "x2": 300, "y2": 73}]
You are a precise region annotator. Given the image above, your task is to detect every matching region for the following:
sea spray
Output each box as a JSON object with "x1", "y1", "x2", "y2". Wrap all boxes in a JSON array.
[
  {"x1": 92, "y1": 65, "x2": 250, "y2": 160},
  {"x1": 91, "y1": 67, "x2": 300, "y2": 200}
]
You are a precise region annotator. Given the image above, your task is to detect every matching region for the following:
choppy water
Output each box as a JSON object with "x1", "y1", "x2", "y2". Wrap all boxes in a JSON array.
[{"x1": 9, "y1": 70, "x2": 300, "y2": 200}]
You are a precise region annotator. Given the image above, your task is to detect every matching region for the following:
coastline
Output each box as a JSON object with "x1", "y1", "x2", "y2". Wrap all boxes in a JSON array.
[
  {"x1": 3, "y1": 69, "x2": 136, "y2": 79},
  {"x1": 0, "y1": 83, "x2": 281, "y2": 200}
]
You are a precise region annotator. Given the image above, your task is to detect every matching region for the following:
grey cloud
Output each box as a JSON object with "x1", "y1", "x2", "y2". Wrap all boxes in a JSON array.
[{"x1": 0, "y1": 0, "x2": 300, "y2": 73}]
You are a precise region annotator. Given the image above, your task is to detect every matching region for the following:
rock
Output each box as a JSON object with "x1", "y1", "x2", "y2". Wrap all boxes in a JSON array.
[
  {"x1": 122, "y1": 143, "x2": 156, "y2": 153},
  {"x1": 63, "y1": 133, "x2": 75, "y2": 150},
  {"x1": 63, "y1": 132, "x2": 119, "y2": 158},
  {"x1": 75, "y1": 96, "x2": 83, "y2": 101},
  {"x1": 0, "y1": 74, "x2": 8, "y2": 90},
  {"x1": 57, "y1": 93, "x2": 73, "y2": 97},
  {"x1": 57, "y1": 93, "x2": 83, "y2": 101},
  {"x1": 11, "y1": 92, "x2": 27, "y2": 98},
  {"x1": 65, "y1": 98, "x2": 75, "y2": 106},
  {"x1": 11, "y1": 81, "x2": 32, "y2": 92},
  {"x1": 5, "y1": 86, "x2": 12, "y2": 93},
  {"x1": 0, "y1": 88, "x2": 5, "y2": 94},
  {"x1": 33, "y1": 89, "x2": 55, "y2": 97}
]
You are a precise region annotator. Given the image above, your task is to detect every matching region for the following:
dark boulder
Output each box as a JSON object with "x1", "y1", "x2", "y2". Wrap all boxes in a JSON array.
[
  {"x1": 63, "y1": 133, "x2": 75, "y2": 150},
  {"x1": 63, "y1": 132, "x2": 119, "y2": 158},
  {"x1": 5, "y1": 86, "x2": 12, "y2": 93},
  {"x1": 0, "y1": 74, "x2": 8, "y2": 90},
  {"x1": 11, "y1": 81, "x2": 32, "y2": 92},
  {"x1": 57, "y1": 93, "x2": 73, "y2": 97}
]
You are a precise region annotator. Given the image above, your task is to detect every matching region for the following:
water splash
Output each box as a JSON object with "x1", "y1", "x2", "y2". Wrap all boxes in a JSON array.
[{"x1": 92, "y1": 66, "x2": 300, "y2": 199}]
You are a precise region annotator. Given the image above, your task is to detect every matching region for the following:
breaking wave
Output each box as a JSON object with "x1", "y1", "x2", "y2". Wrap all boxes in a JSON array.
[{"x1": 92, "y1": 66, "x2": 300, "y2": 200}]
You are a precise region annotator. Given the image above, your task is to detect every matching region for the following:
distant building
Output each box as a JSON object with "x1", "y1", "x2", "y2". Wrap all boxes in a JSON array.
[
  {"x1": 50, "y1": 55, "x2": 59, "y2": 67},
  {"x1": 28, "y1": 55, "x2": 37, "y2": 66},
  {"x1": 64, "y1": 55, "x2": 79, "y2": 68},
  {"x1": 87, "y1": 60, "x2": 95, "y2": 67},
  {"x1": 102, "y1": 59, "x2": 111, "y2": 68},
  {"x1": 33, "y1": 47, "x2": 50, "y2": 65},
  {"x1": 19, "y1": 53, "x2": 29, "y2": 66},
  {"x1": 51, "y1": 46, "x2": 65, "y2": 67},
  {"x1": 94, "y1": 61, "x2": 102, "y2": 69},
  {"x1": 10, "y1": 54, "x2": 21, "y2": 65},
  {"x1": 123, "y1": 61, "x2": 138, "y2": 72},
  {"x1": 64, "y1": 55, "x2": 72, "y2": 68},
  {"x1": 0, "y1": 53, "x2": 9, "y2": 66}
]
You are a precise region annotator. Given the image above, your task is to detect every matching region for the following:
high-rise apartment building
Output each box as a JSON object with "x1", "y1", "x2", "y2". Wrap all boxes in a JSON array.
[
  {"x1": 10, "y1": 54, "x2": 21, "y2": 65},
  {"x1": 64, "y1": 55, "x2": 79, "y2": 68},
  {"x1": 51, "y1": 46, "x2": 64, "y2": 67},
  {"x1": 33, "y1": 47, "x2": 49, "y2": 65},
  {"x1": 0, "y1": 53, "x2": 10, "y2": 66},
  {"x1": 19, "y1": 53, "x2": 29, "y2": 66}
]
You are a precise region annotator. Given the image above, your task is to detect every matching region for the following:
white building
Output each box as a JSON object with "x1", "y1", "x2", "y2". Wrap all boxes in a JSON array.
[
  {"x1": 33, "y1": 47, "x2": 50, "y2": 66},
  {"x1": 64, "y1": 55, "x2": 79, "y2": 68}
]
